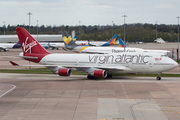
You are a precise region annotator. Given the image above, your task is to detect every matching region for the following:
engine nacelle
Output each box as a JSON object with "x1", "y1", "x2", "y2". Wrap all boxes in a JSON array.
[
  {"x1": 58, "y1": 68, "x2": 71, "y2": 76},
  {"x1": 92, "y1": 70, "x2": 107, "y2": 78}
]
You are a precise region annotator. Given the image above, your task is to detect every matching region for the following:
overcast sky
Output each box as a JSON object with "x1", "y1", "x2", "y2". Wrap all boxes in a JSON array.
[{"x1": 0, "y1": 0, "x2": 180, "y2": 27}]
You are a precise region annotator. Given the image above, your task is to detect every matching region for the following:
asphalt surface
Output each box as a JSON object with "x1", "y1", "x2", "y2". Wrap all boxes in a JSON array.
[
  {"x1": 0, "y1": 74, "x2": 180, "y2": 120},
  {"x1": 0, "y1": 42, "x2": 180, "y2": 120}
]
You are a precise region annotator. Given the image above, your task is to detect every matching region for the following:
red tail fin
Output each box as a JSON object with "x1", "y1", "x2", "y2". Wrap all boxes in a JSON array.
[{"x1": 16, "y1": 27, "x2": 50, "y2": 54}]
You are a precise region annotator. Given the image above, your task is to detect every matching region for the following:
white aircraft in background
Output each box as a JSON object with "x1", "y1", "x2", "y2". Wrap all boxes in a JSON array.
[
  {"x1": 40, "y1": 33, "x2": 118, "y2": 50},
  {"x1": 0, "y1": 41, "x2": 21, "y2": 52},
  {"x1": 118, "y1": 38, "x2": 176, "y2": 60},
  {"x1": 9, "y1": 27, "x2": 178, "y2": 80},
  {"x1": 62, "y1": 31, "x2": 176, "y2": 60},
  {"x1": 39, "y1": 36, "x2": 77, "y2": 50},
  {"x1": 79, "y1": 34, "x2": 118, "y2": 46},
  {"x1": 65, "y1": 34, "x2": 118, "y2": 47},
  {"x1": 39, "y1": 42, "x2": 63, "y2": 50}
]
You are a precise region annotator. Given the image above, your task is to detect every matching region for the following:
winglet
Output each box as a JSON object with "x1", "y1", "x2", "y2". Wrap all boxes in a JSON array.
[{"x1": 9, "y1": 61, "x2": 19, "y2": 66}]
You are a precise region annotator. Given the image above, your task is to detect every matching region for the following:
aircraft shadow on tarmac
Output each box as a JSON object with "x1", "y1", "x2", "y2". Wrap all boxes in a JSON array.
[{"x1": 12, "y1": 75, "x2": 158, "y2": 83}]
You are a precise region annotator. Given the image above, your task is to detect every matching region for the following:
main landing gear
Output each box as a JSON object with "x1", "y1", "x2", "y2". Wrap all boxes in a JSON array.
[
  {"x1": 87, "y1": 75, "x2": 97, "y2": 79},
  {"x1": 156, "y1": 73, "x2": 161, "y2": 80}
]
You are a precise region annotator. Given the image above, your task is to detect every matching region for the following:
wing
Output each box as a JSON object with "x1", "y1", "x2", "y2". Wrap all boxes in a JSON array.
[
  {"x1": 9, "y1": 61, "x2": 130, "y2": 72},
  {"x1": 61, "y1": 65, "x2": 130, "y2": 73}
]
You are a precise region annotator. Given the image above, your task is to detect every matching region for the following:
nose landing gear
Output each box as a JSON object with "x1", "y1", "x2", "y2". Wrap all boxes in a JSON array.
[{"x1": 156, "y1": 73, "x2": 161, "y2": 80}]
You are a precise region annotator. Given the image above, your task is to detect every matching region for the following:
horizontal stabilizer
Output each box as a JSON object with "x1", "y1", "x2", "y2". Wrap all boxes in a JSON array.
[
  {"x1": 3, "y1": 54, "x2": 38, "y2": 59},
  {"x1": 9, "y1": 61, "x2": 19, "y2": 66},
  {"x1": 20, "y1": 56, "x2": 39, "y2": 59}
]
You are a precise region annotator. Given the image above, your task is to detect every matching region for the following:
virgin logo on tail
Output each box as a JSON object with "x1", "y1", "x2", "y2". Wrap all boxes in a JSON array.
[{"x1": 22, "y1": 37, "x2": 37, "y2": 53}]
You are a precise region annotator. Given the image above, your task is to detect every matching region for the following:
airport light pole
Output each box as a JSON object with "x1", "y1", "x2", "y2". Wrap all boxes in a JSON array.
[
  {"x1": 3, "y1": 21, "x2": 5, "y2": 35},
  {"x1": 27, "y1": 12, "x2": 32, "y2": 33},
  {"x1": 112, "y1": 21, "x2": 114, "y2": 36},
  {"x1": 79, "y1": 21, "x2": 81, "y2": 41},
  {"x1": 122, "y1": 15, "x2": 127, "y2": 52},
  {"x1": 177, "y1": 16, "x2": 180, "y2": 62},
  {"x1": 156, "y1": 21, "x2": 157, "y2": 40}
]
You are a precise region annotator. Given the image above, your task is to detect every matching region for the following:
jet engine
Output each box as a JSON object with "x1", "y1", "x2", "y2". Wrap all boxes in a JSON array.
[
  {"x1": 58, "y1": 68, "x2": 71, "y2": 76},
  {"x1": 89, "y1": 70, "x2": 107, "y2": 78}
]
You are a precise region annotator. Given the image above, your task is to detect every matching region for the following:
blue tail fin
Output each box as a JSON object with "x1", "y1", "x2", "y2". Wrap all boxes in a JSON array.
[
  {"x1": 101, "y1": 34, "x2": 117, "y2": 46},
  {"x1": 118, "y1": 38, "x2": 127, "y2": 48},
  {"x1": 13, "y1": 41, "x2": 21, "y2": 48}
]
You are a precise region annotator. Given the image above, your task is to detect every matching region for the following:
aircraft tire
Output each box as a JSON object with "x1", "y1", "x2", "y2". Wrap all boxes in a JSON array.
[
  {"x1": 87, "y1": 75, "x2": 97, "y2": 79},
  {"x1": 107, "y1": 74, "x2": 112, "y2": 78},
  {"x1": 156, "y1": 77, "x2": 161, "y2": 80}
]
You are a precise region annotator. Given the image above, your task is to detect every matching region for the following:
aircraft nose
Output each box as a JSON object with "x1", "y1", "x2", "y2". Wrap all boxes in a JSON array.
[
  {"x1": 174, "y1": 61, "x2": 179, "y2": 67},
  {"x1": 170, "y1": 60, "x2": 179, "y2": 69},
  {"x1": 165, "y1": 59, "x2": 179, "y2": 71}
]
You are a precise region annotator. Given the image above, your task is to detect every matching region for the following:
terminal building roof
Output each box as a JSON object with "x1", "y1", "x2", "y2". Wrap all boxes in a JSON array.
[{"x1": 0, "y1": 34, "x2": 63, "y2": 43}]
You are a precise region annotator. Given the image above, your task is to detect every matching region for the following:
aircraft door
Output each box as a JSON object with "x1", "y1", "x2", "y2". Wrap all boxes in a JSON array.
[
  {"x1": 74, "y1": 59, "x2": 79, "y2": 65},
  {"x1": 149, "y1": 57, "x2": 153, "y2": 67}
]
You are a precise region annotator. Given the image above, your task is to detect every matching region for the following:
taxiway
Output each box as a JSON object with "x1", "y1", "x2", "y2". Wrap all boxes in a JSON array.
[{"x1": 0, "y1": 43, "x2": 180, "y2": 120}]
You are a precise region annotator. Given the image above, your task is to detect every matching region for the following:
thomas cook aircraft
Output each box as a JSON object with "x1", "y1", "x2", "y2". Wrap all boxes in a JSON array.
[
  {"x1": 10, "y1": 27, "x2": 178, "y2": 80},
  {"x1": 62, "y1": 31, "x2": 176, "y2": 60},
  {"x1": 118, "y1": 38, "x2": 176, "y2": 60}
]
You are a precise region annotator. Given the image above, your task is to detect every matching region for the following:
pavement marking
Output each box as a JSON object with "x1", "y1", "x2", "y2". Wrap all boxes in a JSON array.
[
  {"x1": 129, "y1": 104, "x2": 137, "y2": 120},
  {"x1": 120, "y1": 82, "x2": 128, "y2": 99},
  {"x1": 0, "y1": 83, "x2": 16, "y2": 98},
  {"x1": 162, "y1": 110, "x2": 180, "y2": 114},
  {"x1": 98, "y1": 99, "x2": 168, "y2": 120},
  {"x1": 160, "y1": 105, "x2": 178, "y2": 108}
]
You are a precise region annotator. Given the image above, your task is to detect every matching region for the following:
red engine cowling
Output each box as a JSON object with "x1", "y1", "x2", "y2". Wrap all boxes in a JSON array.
[
  {"x1": 93, "y1": 70, "x2": 107, "y2": 78},
  {"x1": 58, "y1": 68, "x2": 71, "y2": 76}
]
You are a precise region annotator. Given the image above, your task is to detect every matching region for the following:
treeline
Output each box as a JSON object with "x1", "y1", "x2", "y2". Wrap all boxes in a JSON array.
[{"x1": 0, "y1": 23, "x2": 179, "y2": 42}]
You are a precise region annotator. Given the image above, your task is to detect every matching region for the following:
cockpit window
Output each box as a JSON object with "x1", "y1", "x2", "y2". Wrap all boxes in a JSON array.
[{"x1": 161, "y1": 55, "x2": 167, "y2": 57}]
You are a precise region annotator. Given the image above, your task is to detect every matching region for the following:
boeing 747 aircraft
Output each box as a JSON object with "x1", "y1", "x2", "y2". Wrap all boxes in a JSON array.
[
  {"x1": 0, "y1": 41, "x2": 21, "y2": 52},
  {"x1": 10, "y1": 27, "x2": 178, "y2": 80}
]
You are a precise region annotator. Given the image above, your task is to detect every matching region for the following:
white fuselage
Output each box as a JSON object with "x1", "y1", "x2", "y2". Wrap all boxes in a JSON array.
[
  {"x1": 40, "y1": 43, "x2": 64, "y2": 48},
  {"x1": 75, "y1": 41, "x2": 108, "y2": 46},
  {"x1": 0, "y1": 43, "x2": 15, "y2": 48},
  {"x1": 0, "y1": 43, "x2": 17, "y2": 51},
  {"x1": 73, "y1": 46, "x2": 172, "y2": 56},
  {"x1": 38, "y1": 52, "x2": 178, "y2": 74},
  {"x1": 39, "y1": 41, "x2": 108, "y2": 48}
]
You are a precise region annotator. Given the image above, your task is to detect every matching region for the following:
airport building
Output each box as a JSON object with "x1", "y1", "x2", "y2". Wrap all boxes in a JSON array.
[{"x1": 0, "y1": 34, "x2": 63, "y2": 43}]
